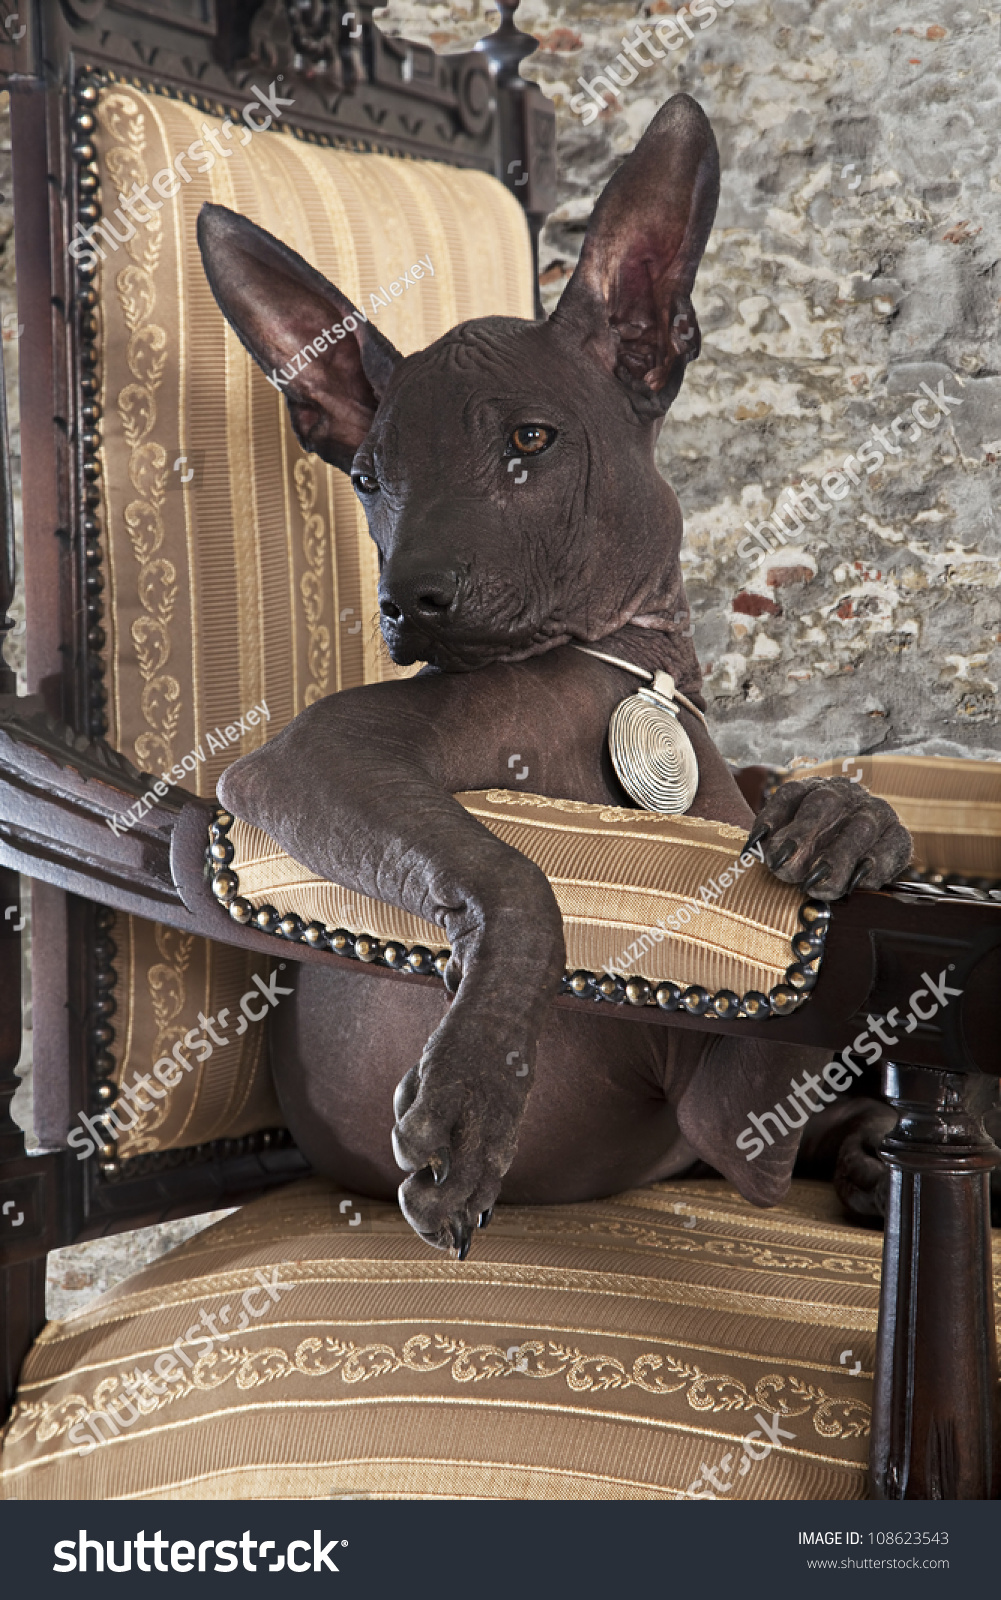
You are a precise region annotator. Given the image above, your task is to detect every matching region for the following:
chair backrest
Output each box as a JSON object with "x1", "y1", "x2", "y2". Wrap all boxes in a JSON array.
[{"x1": 87, "y1": 88, "x2": 536, "y2": 1162}]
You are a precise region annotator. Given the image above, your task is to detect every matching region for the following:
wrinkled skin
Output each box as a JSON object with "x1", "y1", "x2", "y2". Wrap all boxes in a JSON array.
[{"x1": 198, "y1": 96, "x2": 912, "y2": 1256}]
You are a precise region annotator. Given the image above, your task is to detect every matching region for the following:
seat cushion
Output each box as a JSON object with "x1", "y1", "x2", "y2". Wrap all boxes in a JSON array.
[
  {"x1": 0, "y1": 1177, "x2": 903, "y2": 1501},
  {"x1": 86, "y1": 83, "x2": 535, "y2": 1154},
  {"x1": 217, "y1": 790, "x2": 816, "y2": 1016}
]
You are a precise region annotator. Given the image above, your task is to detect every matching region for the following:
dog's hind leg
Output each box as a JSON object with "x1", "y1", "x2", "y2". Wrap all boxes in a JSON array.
[{"x1": 672, "y1": 1032, "x2": 839, "y2": 1205}]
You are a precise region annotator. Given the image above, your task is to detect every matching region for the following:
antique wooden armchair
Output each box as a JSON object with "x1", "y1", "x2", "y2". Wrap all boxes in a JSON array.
[{"x1": 0, "y1": 0, "x2": 998, "y2": 1502}]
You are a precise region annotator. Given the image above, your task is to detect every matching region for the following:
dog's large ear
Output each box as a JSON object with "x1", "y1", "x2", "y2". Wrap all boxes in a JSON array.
[
  {"x1": 551, "y1": 94, "x2": 719, "y2": 420},
  {"x1": 197, "y1": 203, "x2": 402, "y2": 472}
]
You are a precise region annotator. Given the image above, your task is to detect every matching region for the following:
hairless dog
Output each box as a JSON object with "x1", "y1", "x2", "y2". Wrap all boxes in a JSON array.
[{"x1": 197, "y1": 95, "x2": 910, "y2": 1257}]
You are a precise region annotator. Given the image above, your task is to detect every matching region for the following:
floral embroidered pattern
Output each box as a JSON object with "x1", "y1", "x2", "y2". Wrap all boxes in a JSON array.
[
  {"x1": 8, "y1": 1331, "x2": 870, "y2": 1451},
  {"x1": 504, "y1": 1212, "x2": 882, "y2": 1283},
  {"x1": 134, "y1": 924, "x2": 195, "y2": 1152},
  {"x1": 99, "y1": 90, "x2": 178, "y2": 778},
  {"x1": 294, "y1": 457, "x2": 331, "y2": 707},
  {"x1": 478, "y1": 790, "x2": 749, "y2": 837}
]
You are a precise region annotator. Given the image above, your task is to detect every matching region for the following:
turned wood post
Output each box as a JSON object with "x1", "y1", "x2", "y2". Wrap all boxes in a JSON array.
[
  {"x1": 871, "y1": 1062, "x2": 1001, "y2": 1499},
  {"x1": 476, "y1": 1, "x2": 557, "y2": 319}
]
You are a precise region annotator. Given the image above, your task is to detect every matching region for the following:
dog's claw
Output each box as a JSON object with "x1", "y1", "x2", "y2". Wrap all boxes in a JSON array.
[
  {"x1": 746, "y1": 820, "x2": 770, "y2": 851},
  {"x1": 428, "y1": 1148, "x2": 450, "y2": 1186},
  {"x1": 478, "y1": 1207, "x2": 493, "y2": 1230},
  {"x1": 803, "y1": 859, "x2": 830, "y2": 893},
  {"x1": 847, "y1": 858, "x2": 873, "y2": 894},
  {"x1": 770, "y1": 839, "x2": 797, "y2": 870},
  {"x1": 393, "y1": 1065, "x2": 421, "y2": 1122},
  {"x1": 393, "y1": 1013, "x2": 538, "y2": 1253},
  {"x1": 747, "y1": 776, "x2": 911, "y2": 920}
]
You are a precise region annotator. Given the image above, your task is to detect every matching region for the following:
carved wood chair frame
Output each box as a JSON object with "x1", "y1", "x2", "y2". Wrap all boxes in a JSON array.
[
  {"x1": 0, "y1": 0, "x2": 998, "y2": 1503},
  {"x1": 0, "y1": 0, "x2": 556, "y2": 1419}
]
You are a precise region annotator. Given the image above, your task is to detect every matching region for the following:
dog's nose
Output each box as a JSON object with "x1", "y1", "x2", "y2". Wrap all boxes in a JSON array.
[{"x1": 380, "y1": 569, "x2": 459, "y2": 626}]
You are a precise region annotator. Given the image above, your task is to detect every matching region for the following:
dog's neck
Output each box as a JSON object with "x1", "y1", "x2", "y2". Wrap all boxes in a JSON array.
[{"x1": 590, "y1": 620, "x2": 706, "y2": 711}]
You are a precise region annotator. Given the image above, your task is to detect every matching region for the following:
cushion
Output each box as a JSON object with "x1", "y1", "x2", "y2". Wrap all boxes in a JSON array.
[
  {"x1": 0, "y1": 1176, "x2": 903, "y2": 1501},
  {"x1": 87, "y1": 83, "x2": 535, "y2": 1154},
  {"x1": 785, "y1": 754, "x2": 1001, "y2": 880},
  {"x1": 215, "y1": 790, "x2": 817, "y2": 1017}
]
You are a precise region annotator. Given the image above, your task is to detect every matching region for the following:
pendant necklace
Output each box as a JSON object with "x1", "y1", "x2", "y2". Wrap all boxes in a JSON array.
[{"x1": 572, "y1": 644, "x2": 707, "y2": 814}]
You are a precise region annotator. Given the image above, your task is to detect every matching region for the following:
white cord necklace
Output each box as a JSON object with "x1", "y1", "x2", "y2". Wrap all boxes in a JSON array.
[{"x1": 571, "y1": 644, "x2": 705, "y2": 814}]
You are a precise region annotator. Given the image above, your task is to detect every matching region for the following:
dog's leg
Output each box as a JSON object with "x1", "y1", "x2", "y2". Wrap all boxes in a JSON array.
[
  {"x1": 219, "y1": 681, "x2": 567, "y2": 1257},
  {"x1": 674, "y1": 1033, "x2": 838, "y2": 1205}
]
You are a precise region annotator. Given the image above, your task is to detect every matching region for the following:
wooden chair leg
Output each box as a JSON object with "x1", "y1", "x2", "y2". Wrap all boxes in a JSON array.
[{"x1": 871, "y1": 1062, "x2": 1001, "y2": 1499}]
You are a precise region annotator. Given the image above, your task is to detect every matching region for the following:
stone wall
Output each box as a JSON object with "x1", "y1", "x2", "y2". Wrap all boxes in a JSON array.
[{"x1": 378, "y1": 0, "x2": 1001, "y2": 765}]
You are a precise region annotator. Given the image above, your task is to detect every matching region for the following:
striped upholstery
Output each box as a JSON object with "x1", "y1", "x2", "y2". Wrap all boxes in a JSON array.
[
  {"x1": 1, "y1": 1177, "x2": 894, "y2": 1501},
  {"x1": 223, "y1": 791, "x2": 809, "y2": 1001},
  {"x1": 91, "y1": 85, "x2": 535, "y2": 1154}
]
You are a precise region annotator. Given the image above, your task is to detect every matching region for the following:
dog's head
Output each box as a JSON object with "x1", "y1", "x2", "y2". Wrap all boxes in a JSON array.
[{"x1": 198, "y1": 95, "x2": 719, "y2": 673}]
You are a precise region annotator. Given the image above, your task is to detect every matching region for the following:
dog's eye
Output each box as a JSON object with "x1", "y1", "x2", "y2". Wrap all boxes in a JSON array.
[
  {"x1": 508, "y1": 425, "x2": 556, "y2": 457},
  {"x1": 353, "y1": 472, "x2": 380, "y2": 495}
]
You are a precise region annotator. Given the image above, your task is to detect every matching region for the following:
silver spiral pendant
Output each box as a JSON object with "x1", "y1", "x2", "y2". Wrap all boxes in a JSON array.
[{"x1": 608, "y1": 676, "x2": 700, "y2": 814}]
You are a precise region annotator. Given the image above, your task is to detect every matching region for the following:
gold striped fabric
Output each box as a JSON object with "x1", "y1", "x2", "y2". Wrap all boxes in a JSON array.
[
  {"x1": 90, "y1": 85, "x2": 534, "y2": 1153},
  {"x1": 0, "y1": 1176, "x2": 931, "y2": 1501},
  {"x1": 787, "y1": 754, "x2": 1001, "y2": 878},
  {"x1": 98, "y1": 919, "x2": 281, "y2": 1155},
  {"x1": 226, "y1": 790, "x2": 807, "y2": 996}
]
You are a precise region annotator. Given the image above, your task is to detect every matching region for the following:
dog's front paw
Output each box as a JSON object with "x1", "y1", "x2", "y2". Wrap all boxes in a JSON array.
[
  {"x1": 390, "y1": 1011, "x2": 534, "y2": 1258},
  {"x1": 750, "y1": 774, "x2": 912, "y2": 900}
]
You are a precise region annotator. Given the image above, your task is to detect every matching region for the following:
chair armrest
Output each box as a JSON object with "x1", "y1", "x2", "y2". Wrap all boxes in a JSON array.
[
  {"x1": 0, "y1": 695, "x2": 193, "y2": 906},
  {"x1": 580, "y1": 883, "x2": 1001, "y2": 1076},
  {"x1": 5, "y1": 696, "x2": 1001, "y2": 1071},
  {"x1": 0, "y1": 697, "x2": 417, "y2": 981}
]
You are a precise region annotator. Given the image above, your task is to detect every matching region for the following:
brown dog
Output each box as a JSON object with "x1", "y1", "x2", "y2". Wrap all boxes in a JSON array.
[{"x1": 197, "y1": 95, "x2": 910, "y2": 1256}]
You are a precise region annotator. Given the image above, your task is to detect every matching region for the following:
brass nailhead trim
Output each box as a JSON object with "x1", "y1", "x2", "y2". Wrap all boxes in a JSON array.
[{"x1": 207, "y1": 810, "x2": 826, "y2": 1020}]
